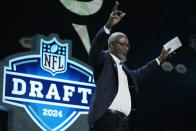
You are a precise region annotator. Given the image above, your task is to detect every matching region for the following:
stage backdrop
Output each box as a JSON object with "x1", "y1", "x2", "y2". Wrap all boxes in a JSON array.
[{"x1": 1, "y1": 0, "x2": 196, "y2": 131}]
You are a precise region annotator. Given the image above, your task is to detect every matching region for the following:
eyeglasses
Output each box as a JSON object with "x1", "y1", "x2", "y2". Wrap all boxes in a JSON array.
[{"x1": 112, "y1": 41, "x2": 130, "y2": 49}]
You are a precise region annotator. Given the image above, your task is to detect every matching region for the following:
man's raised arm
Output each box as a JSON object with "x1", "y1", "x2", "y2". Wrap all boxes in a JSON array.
[{"x1": 89, "y1": 1, "x2": 126, "y2": 65}]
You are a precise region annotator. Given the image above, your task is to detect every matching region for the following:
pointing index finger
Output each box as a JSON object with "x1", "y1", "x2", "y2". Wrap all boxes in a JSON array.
[{"x1": 112, "y1": 1, "x2": 119, "y2": 12}]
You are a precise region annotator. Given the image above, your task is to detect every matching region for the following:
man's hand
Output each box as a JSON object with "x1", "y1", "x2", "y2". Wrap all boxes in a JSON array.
[
  {"x1": 105, "y1": 1, "x2": 126, "y2": 30},
  {"x1": 157, "y1": 48, "x2": 176, "y2": 63}
]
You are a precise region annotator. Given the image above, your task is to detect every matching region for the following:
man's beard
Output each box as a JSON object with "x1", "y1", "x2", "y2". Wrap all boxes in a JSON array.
[
  {"x1": 119, "y1": 54, "x2": 127, "y2": 63},
  {"x1": 117, "y1": 53, "x2": 127, "y2": 63},
  {"x1": 111, "y1": 49, "x2": 127, "y2": 63}
]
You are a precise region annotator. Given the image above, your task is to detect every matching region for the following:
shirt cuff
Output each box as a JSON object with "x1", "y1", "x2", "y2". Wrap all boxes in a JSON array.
[
  {"x1": 104, "y1": 26, "x2": 111, "y2": 34},
  {"x1": 155, "y1": 58, "x2": 160, "y2": 65}
]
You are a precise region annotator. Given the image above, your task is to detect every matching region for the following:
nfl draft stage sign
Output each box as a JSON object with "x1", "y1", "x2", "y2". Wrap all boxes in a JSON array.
[{"x1": 2, "y1": 34, "x2": 95, "y2": 131}]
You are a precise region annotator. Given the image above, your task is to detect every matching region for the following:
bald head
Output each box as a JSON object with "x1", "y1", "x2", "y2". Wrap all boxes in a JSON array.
[{"x1": 108, "y1": 32, "x2": 126, "y2": 46}]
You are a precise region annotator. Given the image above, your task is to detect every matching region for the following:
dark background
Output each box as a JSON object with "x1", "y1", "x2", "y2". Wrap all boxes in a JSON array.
[{"x1": 2, "y1": 0, "x2": 196, "y2": 131}]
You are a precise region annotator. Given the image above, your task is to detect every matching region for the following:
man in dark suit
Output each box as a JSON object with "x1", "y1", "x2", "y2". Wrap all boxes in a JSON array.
[{"x1": 88, "y1": 1, "x2": 171, "y2": 131}]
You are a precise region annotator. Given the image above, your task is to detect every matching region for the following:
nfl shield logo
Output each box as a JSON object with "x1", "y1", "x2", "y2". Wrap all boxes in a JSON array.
[
  {"x1": 2, "y1": 34, "x2": 95, "y2": 131},
  {"x1": 41, "y1": 37, "x2": 68, "y2": 75}
]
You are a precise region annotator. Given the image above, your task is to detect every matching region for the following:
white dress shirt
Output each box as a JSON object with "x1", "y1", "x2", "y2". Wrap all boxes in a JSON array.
[{"x1": 108, "y1": 54, "x2": 132, "y2": 116}]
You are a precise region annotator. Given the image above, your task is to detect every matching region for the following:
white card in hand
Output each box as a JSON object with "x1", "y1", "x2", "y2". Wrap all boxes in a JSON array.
[{"x1": 163, "y1": 36, "x2": 182, "y2": 54}]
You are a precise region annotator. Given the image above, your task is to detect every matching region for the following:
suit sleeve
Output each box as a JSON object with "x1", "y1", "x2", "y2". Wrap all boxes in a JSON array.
[
  {"x1": 131, "y1": 59, "x2": 160, "y2": 85},
  {"x1": 89, "y1": 27, "x2": 110, "y2": 70}
]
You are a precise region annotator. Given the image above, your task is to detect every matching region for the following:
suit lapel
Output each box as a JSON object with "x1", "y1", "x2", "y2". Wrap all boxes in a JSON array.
[
  {"x1": 122, "y1": 65, "x2": 134, "y2": 86},
  {"x1": 122, "y1": 65, "x2": 139, "y2": 93},
  {"x1": 107, "y1": 51, "x2": 118, "y2": 72}
]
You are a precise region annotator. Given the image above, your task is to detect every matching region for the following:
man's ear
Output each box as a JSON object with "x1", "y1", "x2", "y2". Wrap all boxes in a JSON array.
[
  {"x1": 108, "y1": 43, "x2": 114, "y2": 52},
  {"x1": 109, "y1": 42, "x2": 113, "y2": 48}
]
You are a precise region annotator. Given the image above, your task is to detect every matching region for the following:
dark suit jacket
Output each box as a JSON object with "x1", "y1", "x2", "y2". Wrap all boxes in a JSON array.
[{"x1": 88, "y1": 27, "x2": 160, "y2": 128}]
